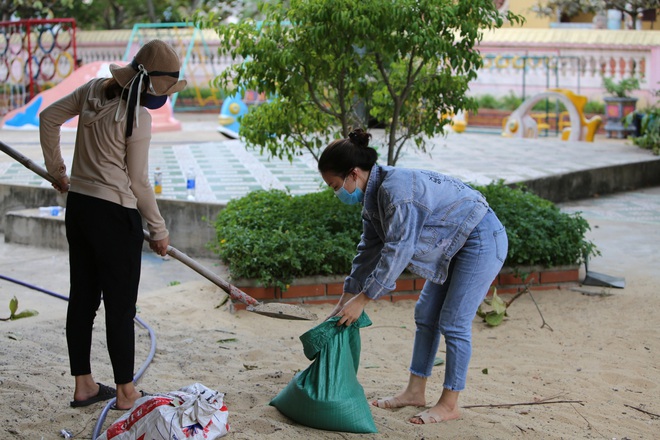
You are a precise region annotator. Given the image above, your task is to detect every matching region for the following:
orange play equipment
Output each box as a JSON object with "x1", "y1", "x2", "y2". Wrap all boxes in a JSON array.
[
  {"x1": 439, "y1": 110, "x2": 468, "y2": 133},
  {"x1": 502, "y1": 89, "x2": 601, "y2": 142},
  {"x1": 549, "y1": 89, "x2": 602, "y2": 142}
]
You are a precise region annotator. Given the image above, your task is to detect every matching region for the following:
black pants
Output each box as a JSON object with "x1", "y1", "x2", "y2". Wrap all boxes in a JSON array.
[{"x1": 65, "y1": 192, "x2": 143, "y2": 384}]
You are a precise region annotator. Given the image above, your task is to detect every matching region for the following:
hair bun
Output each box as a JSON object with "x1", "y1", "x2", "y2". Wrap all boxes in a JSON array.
[{"x1": 348, "y1": 128, "x2": 372, "y2": 148}]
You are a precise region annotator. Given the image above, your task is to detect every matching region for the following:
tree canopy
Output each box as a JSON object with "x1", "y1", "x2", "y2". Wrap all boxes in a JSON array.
[
  {"x1": 532, "y1": 0, "x2": 660, "y2": 22},
  {"x1": 1, "y1": 0, "x2": 264, "y2": 30},
  {"x1": 0, "y1": 0, "x2": 73, "y2": 22},
  {"x1": 198, "y1": 0, "x2": 524, "y2": 165}
]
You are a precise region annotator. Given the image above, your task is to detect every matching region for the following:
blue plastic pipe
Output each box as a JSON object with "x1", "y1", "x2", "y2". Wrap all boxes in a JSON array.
[{"x1": 0, "y1": 274, "x2": 157, "y2": 439}]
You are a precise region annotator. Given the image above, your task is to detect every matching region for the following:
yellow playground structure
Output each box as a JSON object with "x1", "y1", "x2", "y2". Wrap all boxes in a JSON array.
[{"x1": 501, "y1": 89, "x2": 602, "y2": 142}]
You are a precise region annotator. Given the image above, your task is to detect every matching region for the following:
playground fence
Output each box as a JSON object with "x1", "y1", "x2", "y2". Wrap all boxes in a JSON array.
[
  {"x1": 2, "y1": 26, "x2": 658, "y2": 117},
  {"x1": 0, "y1": 18, "x2": 77, "y2": 117}
]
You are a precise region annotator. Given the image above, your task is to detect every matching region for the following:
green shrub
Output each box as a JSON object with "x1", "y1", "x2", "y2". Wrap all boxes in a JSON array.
[
  {"x1": 499, "y1": 91, "x2": 523, "y2": 111},
  {"x1": 209, "y1": 188, "x2": 362, "y2": 290},
  {"x1": 531, "y1": 99, "x2": 567, "y2": 112},
  {"x1": 475, "y1": 94, "x2": 500, "y2": 109},
  {"x1": 210, "y1": 183, "x2": 598, "y2": 288},
  {"x1": 176, "y1": 87, "x2": 225, "y2": 101},
  {"x1": 603, "y1": 77, "x2": 640, "y2": 98},
  {"x1": 583, "y1": 100, "x2": 604, "y2": 115},
  {"x1": 476, "y1": 181, "x2": 597, "y2": 267},
  {"x1": 473, "y1": 93, "x2": 604, "y2": 116},
  {"x1": 630, "y1": 107, "x2": 660, "y2": 155}
]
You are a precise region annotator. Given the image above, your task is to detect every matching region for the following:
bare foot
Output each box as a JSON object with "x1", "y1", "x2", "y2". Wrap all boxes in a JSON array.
[
  {"x1": 371, "y1": 393, "x2": 425, "y2": 409},
  {"x1": 114, "y1": 389, "x2": 145, "y2": 411},
  {"x1": 409, "y1": 405, "x2": 460, "y2": 424},
  {"x1": 72, "y1": 382, "x2": 101, "y2": 403}
]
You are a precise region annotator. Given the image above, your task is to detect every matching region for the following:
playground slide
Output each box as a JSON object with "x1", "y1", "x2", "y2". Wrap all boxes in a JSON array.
[{"x1": 0, "y1": 61, "x2": 181, "y2": 132}]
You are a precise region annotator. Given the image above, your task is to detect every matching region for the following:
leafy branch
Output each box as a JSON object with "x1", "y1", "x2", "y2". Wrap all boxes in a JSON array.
[
  {"x1": 0, "y1": 296, "x2": 39, "y2": 321},
  {"x1": 476, "y1": 280, "x2": 553, "y2": 331}
]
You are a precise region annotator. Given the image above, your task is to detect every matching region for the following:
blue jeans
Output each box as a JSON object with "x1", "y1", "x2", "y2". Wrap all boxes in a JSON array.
[{"x1": 410, "y1": 209, "x2": 508, "y2": 391}]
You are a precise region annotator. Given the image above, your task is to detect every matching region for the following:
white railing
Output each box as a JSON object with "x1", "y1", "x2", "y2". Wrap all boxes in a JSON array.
[
  {"x1": 470, "y1": 49, "x2": 653, "y2": 102},
  {"x1": 471, "y1": 30, "x2": 659, "y2": 107}
]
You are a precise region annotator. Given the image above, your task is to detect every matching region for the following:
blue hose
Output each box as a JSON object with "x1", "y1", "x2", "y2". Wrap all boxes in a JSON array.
[
  {"x1": 0, "y1": 274, "x2": 157, "y2": 439},
  {"x1": 92, "y1": 315, "x2": 157, "y2": 438},
  {"x1": 0, "y1": 274, "x2": 69, "y2": 301}
]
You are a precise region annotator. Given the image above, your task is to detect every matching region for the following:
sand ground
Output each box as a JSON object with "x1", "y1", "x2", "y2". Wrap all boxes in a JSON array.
[
  {"x1": 0, "y1": 115, "x2": 658, "y2": 438},
  {"x1": 1, "y1": 203, "x2": 659, "y2": 440}
]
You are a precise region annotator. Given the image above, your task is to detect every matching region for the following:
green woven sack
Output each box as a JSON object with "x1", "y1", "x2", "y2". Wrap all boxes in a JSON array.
[{"x1": 270, "y1": 312, "x2": 377, "y2": 433}]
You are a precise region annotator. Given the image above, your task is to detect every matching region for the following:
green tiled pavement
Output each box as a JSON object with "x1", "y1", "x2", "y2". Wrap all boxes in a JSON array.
[{"x1": 0, "y1": 127, "x2": 658, "y2": 207}]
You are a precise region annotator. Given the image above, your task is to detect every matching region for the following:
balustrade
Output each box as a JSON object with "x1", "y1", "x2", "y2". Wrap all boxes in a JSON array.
[{"x1": 2, "y1": 27, "x2": 658, "y2": 117}]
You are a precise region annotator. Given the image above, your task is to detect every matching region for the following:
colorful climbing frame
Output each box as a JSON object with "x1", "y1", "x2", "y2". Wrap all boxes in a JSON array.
[{"x1": 0, "y1": 18, "x2": 77, "y2": 117}]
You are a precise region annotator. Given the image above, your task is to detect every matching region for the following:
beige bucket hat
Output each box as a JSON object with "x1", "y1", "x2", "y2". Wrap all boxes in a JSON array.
[
  {"x1": 109, "y1": 39, "x2": 187, "y2": 96},
  {"x1": 110, "y1": 39, "x2": 187, "y2": 136}
]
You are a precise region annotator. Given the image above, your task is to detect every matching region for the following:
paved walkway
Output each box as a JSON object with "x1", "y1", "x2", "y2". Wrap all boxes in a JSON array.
[
  {"x1": 0, "y1": 114, "x2": 660, "y2": 290},
  {"x1": 0, "y1": 112, "x2": 658, "y2": 303},
  {"x1": 0, "y1": 112, "x2": 657, "y2": 204}
]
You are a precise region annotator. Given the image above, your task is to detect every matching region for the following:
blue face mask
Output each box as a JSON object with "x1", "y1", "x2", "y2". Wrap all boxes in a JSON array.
[
  {"x1": 143, "y1": 94, "x2": 168, "y2": 109},
  {"x1": 335, "y1": 176, "x2": 364, "y2": 205}
]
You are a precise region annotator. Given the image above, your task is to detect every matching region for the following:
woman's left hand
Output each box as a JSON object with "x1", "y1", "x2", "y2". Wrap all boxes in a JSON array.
[
  {"x1": 149, "y1": 236, "x2": 170, "y2": 256},
  {"x1": 336, "y1": 293, "x2": 371, "y2": 327}
]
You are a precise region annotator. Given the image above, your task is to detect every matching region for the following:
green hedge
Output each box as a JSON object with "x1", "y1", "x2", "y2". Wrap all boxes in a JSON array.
[
  {"x1": 209, "y1": 189, "x2": 362, "y2": 291},
  {"x1": 477, "y1": 181, "x2": 597, "y2": 267},
  {"x1": 629, "y1": 107, "x2": 660, "y2": 156},
  {"x1": 209, "y1": 182, "x2": 597, "y2": 290},
  {"x1": 474, "y1": 92, "x2": 604, "y2": 114}
]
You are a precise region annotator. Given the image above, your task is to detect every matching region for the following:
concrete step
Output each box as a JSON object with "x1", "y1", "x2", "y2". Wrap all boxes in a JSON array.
[
  {"x1": 5, "y1": 207, "x2": 67, "y2": 250},
  {"x1": 4, "y1": 154, "x2": 660, "y2": 254},
  {"x1": 0, "y1": 184, "x2": 220, "y2": 258}
]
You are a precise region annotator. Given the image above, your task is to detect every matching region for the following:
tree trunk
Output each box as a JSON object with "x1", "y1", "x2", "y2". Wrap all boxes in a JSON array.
[{"x1": 146, "y1": 0, "x2": 156, "y2": 23}]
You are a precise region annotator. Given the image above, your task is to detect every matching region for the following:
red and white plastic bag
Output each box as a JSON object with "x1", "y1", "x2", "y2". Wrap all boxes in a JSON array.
[{"x1": 99, "y1": 383, "x2": 229, "y2": 439}]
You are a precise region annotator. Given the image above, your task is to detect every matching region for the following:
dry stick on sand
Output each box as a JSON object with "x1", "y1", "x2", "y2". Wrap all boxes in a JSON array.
[
  {"x1": 502, "y1": 281, "x2": 554, "y2": 332},
  {"x1": 624, "y1": 404, "x2": 660, "y2": 418},
  {"x1": 462, "y1": 394, "x2": 592, "y2": 428},
  {"x1": 462, "y1": 394, "x2": 584, "y2": 413},
  {"x1": 570, "y1": 402, "x2": 606, "y2": 438},
  {"x1": 527, "y1": 289, "x2": 553, "y2": 332},
  {"x1": 462, "y1": 399, "x2": 584, "y2": 409}
]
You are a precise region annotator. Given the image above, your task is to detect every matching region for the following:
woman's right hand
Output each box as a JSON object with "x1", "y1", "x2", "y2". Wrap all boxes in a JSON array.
[
  {"x1": 325, "y1": 292, "x2": 356, "y2": 320},
  {"x1": 54, "y1": 175, "x2": 70, "y2": 193}
]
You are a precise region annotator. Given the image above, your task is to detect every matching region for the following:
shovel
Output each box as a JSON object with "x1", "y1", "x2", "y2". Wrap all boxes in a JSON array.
[
  {"x1": 143, "y1": 229, "x2": 317, "y2": 320},
  {"x1": 0, "y1": 140, "x2": 317, "y2": 320}
]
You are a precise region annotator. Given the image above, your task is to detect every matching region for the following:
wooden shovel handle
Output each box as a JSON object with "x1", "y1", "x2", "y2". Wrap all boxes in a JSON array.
[
  {"x1": 0, "y1": 141, "x2": 61, "y2": 187},
  {"x1": 142, "y1": 230, "x2": 259, "y2": 307},
  {"x1": 0, "y1": 141, "x2": 260, "y2": 307}
]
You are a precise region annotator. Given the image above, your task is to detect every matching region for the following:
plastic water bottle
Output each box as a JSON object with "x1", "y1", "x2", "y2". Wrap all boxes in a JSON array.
[
  {"x1": 39, "y1": 206, "x2": 62, "y2": 216},
  {"x1": 186, "y1": 167, "x2": 196, "y2": 200},
  {"x1": 154, "y1": 167, "x2": 162, "y2": 195}
]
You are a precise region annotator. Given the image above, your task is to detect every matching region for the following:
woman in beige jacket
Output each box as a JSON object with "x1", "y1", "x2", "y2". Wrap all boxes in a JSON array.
[{"x1": 39, "y1": 40, "x2": 186, "y2": 411}]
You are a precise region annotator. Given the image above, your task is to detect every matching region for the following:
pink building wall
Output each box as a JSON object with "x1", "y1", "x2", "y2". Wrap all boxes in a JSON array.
[{"x1": 2, "y1": 28, "x2": 658, "y2": 117}]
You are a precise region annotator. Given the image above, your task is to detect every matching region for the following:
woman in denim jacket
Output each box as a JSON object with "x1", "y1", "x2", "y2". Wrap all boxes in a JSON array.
[{"x1": 318, "y1": 129, "x2": 508, "y2": 425}]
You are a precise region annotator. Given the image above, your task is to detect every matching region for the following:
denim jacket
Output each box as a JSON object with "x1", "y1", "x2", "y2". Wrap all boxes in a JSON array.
[{"x1": 344, "y1": 165, "x2": 490, "y2": 300}]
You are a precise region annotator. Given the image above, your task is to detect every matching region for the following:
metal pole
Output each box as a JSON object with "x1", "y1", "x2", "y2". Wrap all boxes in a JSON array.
[
  {"x1": 26, "y1": 21, "x2": 34, "y2": 101},
  {"x1": 522, "y1": 55, "x2": 527, "y2": 101}
]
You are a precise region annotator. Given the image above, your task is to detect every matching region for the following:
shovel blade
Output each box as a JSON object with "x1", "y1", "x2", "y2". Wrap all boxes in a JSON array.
[
  {"x1": 583, "y1": 271, "x2": 625, "y2": 289},
  {"x1": 247, "y1": 303, "x2": 318, "y2": 321}
]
